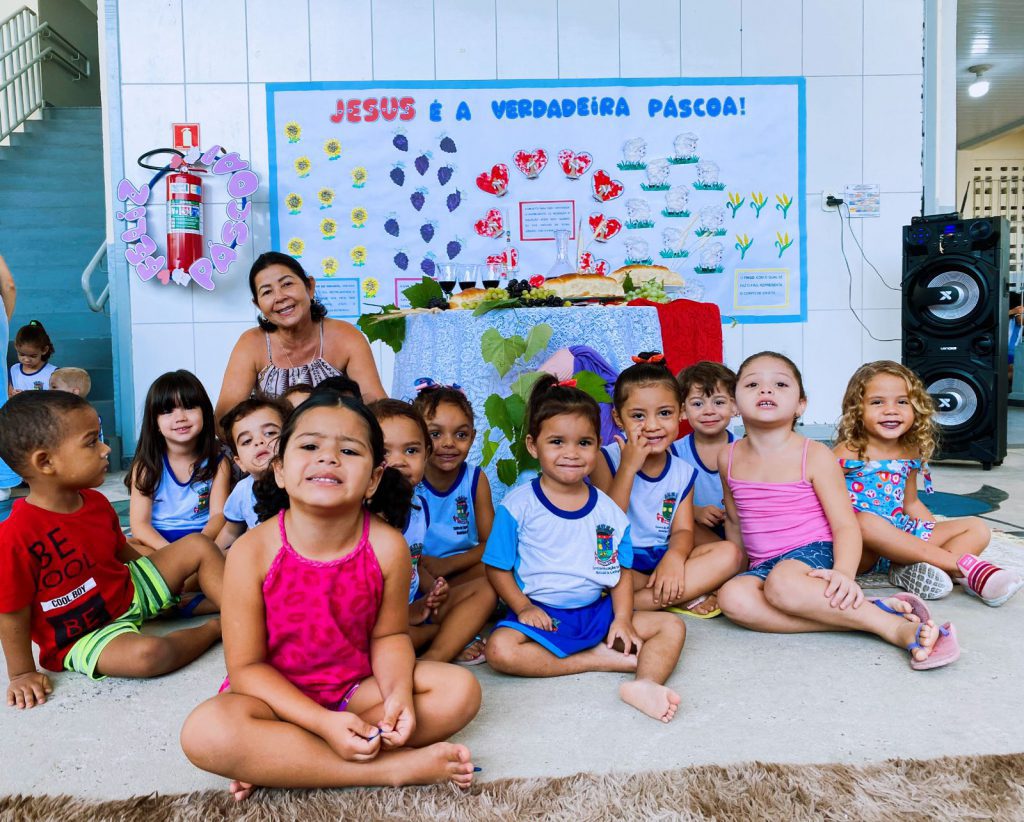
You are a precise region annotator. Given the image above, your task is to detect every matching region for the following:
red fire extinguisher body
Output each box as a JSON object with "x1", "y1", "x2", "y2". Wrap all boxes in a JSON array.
[{"x1": 166, "y1": 170, "x2": 204, "y2": 272}]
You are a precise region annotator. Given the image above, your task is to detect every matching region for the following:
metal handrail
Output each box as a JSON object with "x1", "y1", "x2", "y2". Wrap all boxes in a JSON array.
[{"x1": 81, "y1": 241, "x2": 109, "y2": 312}]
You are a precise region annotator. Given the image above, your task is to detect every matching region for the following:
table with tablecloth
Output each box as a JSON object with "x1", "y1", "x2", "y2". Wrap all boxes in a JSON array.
[{"x1": 391, "y1": 300, "x2": 722, "y2": 503}]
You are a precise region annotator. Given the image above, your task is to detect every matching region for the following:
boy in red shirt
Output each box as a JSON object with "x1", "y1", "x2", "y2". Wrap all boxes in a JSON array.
[{"x1": 0, "y1": 391, "x2": 225, "y2": 708}]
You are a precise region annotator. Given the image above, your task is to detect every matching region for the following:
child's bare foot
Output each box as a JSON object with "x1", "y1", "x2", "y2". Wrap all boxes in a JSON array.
[
  {"x1": 897, "y1": 619, "x2": 940, "y2": 664},
  {"x1": 689, "y1": 593, "x2": 719, "y2": 615},
  {"x1": 395, "y1": 742, "x2": 475, "y2": 789},
  {"x1": 582, "y1": 642, "x2": 639, "y2": 673},
  {"x1": 228, "y1": 779, "x2": 256, "y2": 802},
  {"x1": 619, "y1": 679, "x2": 681, "y2": 722}
]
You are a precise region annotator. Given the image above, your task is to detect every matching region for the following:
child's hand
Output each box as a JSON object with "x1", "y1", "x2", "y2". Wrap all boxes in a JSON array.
[
  {"x1": 320, "y1": 711, "x2": 384, "y2": 761},
  {"x1": 517, "y1": 604, "x2": 554, "y2": 631},
  {"x1": 424, "y1": 576, "x2": 449, "y2": 613},
  {"x1": 616, "y1": 421, "x2": 652, "y2": 473},
  {"x1": 606, "y1": 618, "x2": 642, "y2": 655},
  {"x1": 379, "y1": 694, "x2": 416, "y2": 748},
  {"x1": 648, "y1": 553, "x2": 686, "y2": 606},
  {"x1": 695, "y1": 505, "x2": 725, "y2": 528},
  {"x1": 808, "y1": 568, "x2": 864, "y2": 610},
  {"x1": 6, "y1": 671, "x2": 53, "y2": 709}
]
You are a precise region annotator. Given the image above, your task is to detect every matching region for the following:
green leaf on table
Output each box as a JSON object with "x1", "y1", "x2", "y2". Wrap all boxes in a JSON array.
[
  {"x1": 496, "y1": 458, "x2": 520, "y2": 487},
  {"x1": 481, "y1": 430, "x2": 499, "y2": 467},
  {"x1": 509, "y1": 370, "x2": 544, "y2": 401},
  {"x1": 356, "y1": 305, "x2": 405, "y2": 353},
  {"x1": 472, "y1": 298, "x2": 520, "y2": 316},
  {"x1": 623, "y1": 273, "x2": 635, "y2": 293},
  {"x1": 484, "y1": 393, "x2": 514, "y2": 441},
  {"x1": 481, "y1": 328, "x2": 526, "y2": 377},
  {"x1": 401, "y1": 276, "x2": 443, "y2": 308},
  {"x1": 523, "y1": 323, "x2": 553, "y2": 362},
  {"x1": 505, "y1": 393, "x2": 526, "y2": 429},
  {"x1": 574, "y1": 369, "x2": 611, "y2": 403}
]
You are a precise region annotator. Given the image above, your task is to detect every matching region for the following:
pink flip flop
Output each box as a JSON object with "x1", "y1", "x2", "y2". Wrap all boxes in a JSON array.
[
  {"x1": 455, "y1": 636, "x2": 487, "y2": 666},
  {"x1": 909, "y1": 622, "x2": 959, "y2": 671},
  {"x1": 875, "y1": 592, "x2": 932, "y2": 623}
]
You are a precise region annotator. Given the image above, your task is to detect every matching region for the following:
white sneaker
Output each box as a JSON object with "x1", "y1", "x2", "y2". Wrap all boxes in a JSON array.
[
  {"x1": 0, "y1": 487, "x2": 10, "y2": 502},
  {"x1": 888, "y1": 562, "x2": 953, "y2": 600}
]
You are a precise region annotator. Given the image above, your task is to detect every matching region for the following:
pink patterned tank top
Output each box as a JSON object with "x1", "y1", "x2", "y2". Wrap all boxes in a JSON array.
[
  {"x1": 727, "y1": 439, "x2": 833, "y2": 568},
  {"x1": 262, "y1": 509, "x2": 383, "y2": 709}
]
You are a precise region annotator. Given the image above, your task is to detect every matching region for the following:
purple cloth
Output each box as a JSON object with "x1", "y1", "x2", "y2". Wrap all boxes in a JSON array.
[{"x1": 569, "y1": 345, "x2": 620, "y2": 446}]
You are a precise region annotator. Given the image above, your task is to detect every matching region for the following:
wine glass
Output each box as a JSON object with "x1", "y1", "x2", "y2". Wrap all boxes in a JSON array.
[
  {"x1": 458, "y1": 263, "x2": 479, "y2": 291},
  {"x1": 482, "y1": 262, "x2": 506, "y2": 290},
  {"x1": 437, "y1": 262, "x2": 458, "y2": 296}
]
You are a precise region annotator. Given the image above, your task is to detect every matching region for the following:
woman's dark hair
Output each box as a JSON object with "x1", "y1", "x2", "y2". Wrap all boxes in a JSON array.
[
  {"x1": 612, "y1": 351, "x2": 681, "y2": 410},
  {"x1": 249, "y1": 251, "x2": 328, "y2": 332},
  {"x1": 368, "y1": 398, "x2": 432, "y2": 454},
  {"x1": 526, "y1": 374, "x2": 601, "y2": 440},
  {"x1": 219, "y1": 394, "x2": 292, "y2": 455},
  {"x1": 15, "y1": 320, "x2": 55, "y2": 362},
  {"x1": 254, "y1": 393, "x2": 413, "y2": 528},
  {"x1": 126, "y1": 370, "x2": 222, "y2": 496},
  {"x1": 411, "y1": 384, "x2": 475, "y2": 426}
]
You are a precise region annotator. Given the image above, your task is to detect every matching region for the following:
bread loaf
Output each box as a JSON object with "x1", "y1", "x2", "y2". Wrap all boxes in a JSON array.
[
  {"x1": 545, "y1": 274, "x2": 624, "y2": 299},
  {"x1": 609, "y1": 264, "x2": 685, "y2": 288}
]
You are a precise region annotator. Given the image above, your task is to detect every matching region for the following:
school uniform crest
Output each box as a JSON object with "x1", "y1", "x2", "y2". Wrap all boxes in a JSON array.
[
  {"x1": 594, "y1": 524, "x2": 617, "y2": 566},
  {"x1": 656, "y1": 492, "x2": 678, "y2": 524},
  {"x1": 192, "y1": 482, "x2": 211, "y2": 515},
  {"x1": 453, "y1": 496, "x2": 470, "y2": 525}
]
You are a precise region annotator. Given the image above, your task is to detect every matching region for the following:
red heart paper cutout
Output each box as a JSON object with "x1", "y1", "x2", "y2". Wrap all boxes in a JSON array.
[
  {"x1": 474, "y1": 208, "x2": 504, "y2": 238},
  {"x1": 591, "y1": 169, "x2": 624, "y2": 202},
  {"x1": 476, "y1": 163, "x2": 510, "y2": 196},
  {"x1": 513, "y1": 149, "x2": 548, "y2": 179},
  {"x1": 578, "y1": 252, "x2": 610, "y2": 275},
  {"x1": 557, "y1": 149, "x2": 593, "y2": 179},
  {"x1": 588, "y1": 213, "x2": 623, "y2": 242},
  {"x1": 486, "y1": 248, "x2": 518, "y2": 268}
]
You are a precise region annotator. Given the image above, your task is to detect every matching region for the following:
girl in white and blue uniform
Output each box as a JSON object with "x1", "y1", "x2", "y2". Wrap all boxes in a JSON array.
[
  {"x1": 223, "y1": 474, "x2": 259, "y2": 533},
  {"x1": 484, "y1": 375, "x2": 686, "y2": 723},
  {"x1": 672, "y1": 430, "x2": 734, "y2": 539},
  {"x1": 591, "y1": 353, "x2": 744, "y2": 615},
  {"x1": 404, "y1": 492, "x2": 430, "y2": 604}
]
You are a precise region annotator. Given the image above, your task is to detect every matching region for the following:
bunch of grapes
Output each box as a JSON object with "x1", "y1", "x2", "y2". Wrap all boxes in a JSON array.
[
  {"x1": 624, "y1": 279, "x2": 671, "y2": 304},
  {"x1": 426, "y1": 296, "x2": 450, "y2": 310},
  {"x1": 521, "y1": 288, "x2": 569, "y2": 307},
  {"x1": 483, "y1": 288, "x2": 509, "y2": 301},
  {"x1": 505, "y1": 279, "x2": 534, "y2": 299}
]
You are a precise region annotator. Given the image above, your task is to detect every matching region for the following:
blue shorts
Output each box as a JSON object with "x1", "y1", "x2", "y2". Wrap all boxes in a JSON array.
[
  {"x1": 631, "y1": 545, "x2": 666, "y2": 574},
  {"x1": 866, "y1": 556, "x2": 892, "y2": 575},
  {"x1": 740, "y1": 541, "x2": 834, "y2": 581},
  {"x1": 496, "y1": 595, "x2": 614, "y2": 658},
  {"x1": 155, "y1": 527, "x2": 203, "y2": 543}
]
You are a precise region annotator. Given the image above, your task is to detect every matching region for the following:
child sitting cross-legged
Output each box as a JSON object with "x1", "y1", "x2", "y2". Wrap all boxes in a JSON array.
[
  {"x1": 591, "y1": 354, "x2": 745, "y2": 617},
  {"x1": 0, "y1": 391, "x2": 224, "y2": 708},
  {"x1": 181, "y1": 392, "x2": 480, "y2": 799},
  {"x1": 216, "y1": 396, "x2": 292, "y2": 551},
  {"x1": 370, "y1": 399, "x2": 496, "y2": 666},
  {"x1": 484, "y1": 376, "x2": 686, "y2": 723}
]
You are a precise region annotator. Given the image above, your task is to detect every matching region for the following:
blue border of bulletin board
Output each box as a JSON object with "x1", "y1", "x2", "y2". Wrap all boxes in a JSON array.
[{"x1": 267, "y1": 77, "x2": 806, "y2": 324}]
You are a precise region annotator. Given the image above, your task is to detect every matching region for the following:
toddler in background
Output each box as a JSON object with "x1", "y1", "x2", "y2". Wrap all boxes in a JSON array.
[
  {"x1": 216, "y1": 396, "x2": 291, "y2": 551},
  {"x1": 591, "y1": 353, "x2": 743, "y2": 616},
  {"x1": 411, "y1": 380, "x2": 494, "y2": 585},
  {"x1": 370, "y1": 399, "x2": 495, "y2": 665},
  {"x1": 9, "y1": 320, "x2": 57, "y2": 395},
  {"x1": 834, "y1": 360, "x2": 1022, "y2": 606},
  {"x1": 716, "y1": 352, "x2": 960, "y2": 670},
  {"x1": 485, "y1": 375, "x2": 686, "y2": 722},
  {"x1": 50, "y1": 367, "x2": 91, "y2": 396},
  {"x1": 281, "y1": 383, "x2": 314, "y2": 408},
  {"x1": 126, "y1": 370, "x2": 231, "y2": 552},
  {"x1": 672, "y1": 361, "x2": 737, "y2": 542},
  {"x1": 0, "y1": 391, "x2": 224, "y2": 707}
]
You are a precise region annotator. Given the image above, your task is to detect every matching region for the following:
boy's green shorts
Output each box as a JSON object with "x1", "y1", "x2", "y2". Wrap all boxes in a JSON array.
[{"x1": 63, "y1": 557, "x2": 179, "y2": 680}]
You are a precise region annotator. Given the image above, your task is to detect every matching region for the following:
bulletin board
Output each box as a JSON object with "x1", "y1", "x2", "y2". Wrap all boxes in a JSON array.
[{"x1": 267, "y1": 78, "x2": 806, "y2": 323}]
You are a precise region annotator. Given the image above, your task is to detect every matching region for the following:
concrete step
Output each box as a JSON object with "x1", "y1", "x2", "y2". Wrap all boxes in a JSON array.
[
  {"x1": 0, "y1": 185, "x2": 103, "y2": 206},
  {"x1": 26, "y1": 117, "x2": 102, "y2": 133},
  {"x1": 0, "y1": 204, "x2": 105, "y2": 229},
  {"x1": 9, "y1": 130, "x2": 105, "y2": 149},
  {"x1": 0, "y1": 169, "x2": 106, "y2": 190},
  {"x1": 41, "y1": 107, "x2": 101, "y2": 121},
  {"x1": 0, "y1": 144, "x2": 103, "y2": 163}
]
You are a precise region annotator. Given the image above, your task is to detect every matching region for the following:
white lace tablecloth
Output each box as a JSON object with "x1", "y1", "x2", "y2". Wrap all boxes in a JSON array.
[{"x1": 392, "y1": 305, "x2": 662, "y2": 503}]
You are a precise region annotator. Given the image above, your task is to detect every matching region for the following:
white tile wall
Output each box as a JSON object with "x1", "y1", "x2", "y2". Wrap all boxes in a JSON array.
[{"x1": 112, "y1": 0, "x2": 926, "y2": 443}]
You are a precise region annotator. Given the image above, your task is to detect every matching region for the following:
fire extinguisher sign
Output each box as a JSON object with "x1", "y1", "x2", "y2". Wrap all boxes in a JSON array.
[{"x1": 173, "y1": 123, "x2": 200, "y2": 152}]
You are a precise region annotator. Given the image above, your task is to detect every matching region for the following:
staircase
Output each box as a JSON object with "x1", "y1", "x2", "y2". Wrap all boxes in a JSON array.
[{"x1": 0, "y1": 106, "x2": 118, "y2": 463}]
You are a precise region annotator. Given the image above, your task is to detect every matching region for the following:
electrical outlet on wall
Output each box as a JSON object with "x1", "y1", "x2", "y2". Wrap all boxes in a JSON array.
[{"x1": 821, "y1": 190, "x2": 841, "y2": 212}]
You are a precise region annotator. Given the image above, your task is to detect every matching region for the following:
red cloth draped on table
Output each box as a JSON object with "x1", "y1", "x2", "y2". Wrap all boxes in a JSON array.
[{"x1": 627, "y1": 298, "x2": 724, "y2": 438}]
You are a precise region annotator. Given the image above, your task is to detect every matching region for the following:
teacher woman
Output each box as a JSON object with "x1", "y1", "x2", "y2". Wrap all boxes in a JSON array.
[{"x1": 215, "y1": 251, "x2": 386, "y2": 421}]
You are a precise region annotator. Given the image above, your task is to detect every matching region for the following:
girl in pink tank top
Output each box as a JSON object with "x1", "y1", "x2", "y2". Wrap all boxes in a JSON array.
[
  {"x1": 714, "y1": 352, "x2": 960, "y2": 672},
  {"x1": 181, "y1": 394, "x2": 482, "y2": 800}
]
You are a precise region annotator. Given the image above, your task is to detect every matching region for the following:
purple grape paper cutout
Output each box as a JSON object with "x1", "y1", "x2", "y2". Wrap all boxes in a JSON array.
[
  {"x1": 410, "y1": 188, "x2": 426, "y2": 211},
  {"x1": 390, "y1": 164, "x2": 405, "y2": 187},
  {"x1": 439, "y1": 135, "x2": 457, "y2": 153},
  {"x1": 421, "y1": 254, "x2": 436, "y2": 278},
  {"x1": 384, "y1": 216, "x2": 400, "y2": 237},
  {"x1": 446, "y1": 239, "x2": 462, "y2": 260},
  {"x1": 393, "y1": 132, "x2": 408, "y2": 152},
  {"x1": 393, "y1": 250, "x2": 409, "y2": 271},
  {"x1": 414, "y1": 152, "x2": 431, "y2": 176},
  {"x1": 437, "y1": 165, "x2": 453, "y2": 186},
  {"x1": 420, "y1": 222, "x2": 435, "y2": 243},
  {"x1": 446, "y1": 190, "x2": 462, "y2": 212}
]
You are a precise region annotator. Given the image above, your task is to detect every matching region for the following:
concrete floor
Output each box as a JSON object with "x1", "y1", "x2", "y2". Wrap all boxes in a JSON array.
[{"x1": 2, "y1": 449, "x2": 1023, "y2": 800}]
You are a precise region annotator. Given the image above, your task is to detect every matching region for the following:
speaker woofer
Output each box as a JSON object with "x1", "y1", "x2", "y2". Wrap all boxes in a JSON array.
[{"x1": 904, "y1": 260, "x2": 990, "y2": 330}]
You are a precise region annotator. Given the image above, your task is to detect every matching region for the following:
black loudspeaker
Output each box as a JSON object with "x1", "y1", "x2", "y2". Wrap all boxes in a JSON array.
[{"x1": 902, "y1": 214, "x2": 1009, "y2": 469}]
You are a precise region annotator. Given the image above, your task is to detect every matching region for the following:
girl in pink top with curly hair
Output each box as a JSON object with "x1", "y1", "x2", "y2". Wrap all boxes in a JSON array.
[{"x1": 180, "y1": 393, "x2": 480, "y2": 801}]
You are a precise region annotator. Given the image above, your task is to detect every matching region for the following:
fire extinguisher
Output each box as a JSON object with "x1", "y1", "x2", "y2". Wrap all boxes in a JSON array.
[{"x1": 138, "y1": 148, "x2": 206, "y2": 273}]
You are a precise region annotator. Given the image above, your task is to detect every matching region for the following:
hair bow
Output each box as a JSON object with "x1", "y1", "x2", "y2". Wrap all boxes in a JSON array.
[
  {"x1": 413, "y1": 376, "x2": 464, "y2": 394},
  {"x1": 631, "y1": 352, "x2": 665, "y2": 364},
  {"x1": 556, "y1": 378, "x2": 577, "y2": 388}
]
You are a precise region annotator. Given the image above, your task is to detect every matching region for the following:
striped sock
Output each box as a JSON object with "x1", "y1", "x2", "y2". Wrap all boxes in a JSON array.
[{"x1": 956, "y1": 555, "x2": 1015, "y2": 600}]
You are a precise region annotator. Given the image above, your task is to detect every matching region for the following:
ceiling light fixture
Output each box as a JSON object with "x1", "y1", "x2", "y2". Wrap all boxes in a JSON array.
[{"x1": 968, "y1": 64, "x2": 992, "y2": 98}]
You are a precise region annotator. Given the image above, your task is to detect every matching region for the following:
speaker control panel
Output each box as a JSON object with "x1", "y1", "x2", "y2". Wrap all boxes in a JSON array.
[{"x1": 903, "y1": 217, "x2": 996, "y2": 257}]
